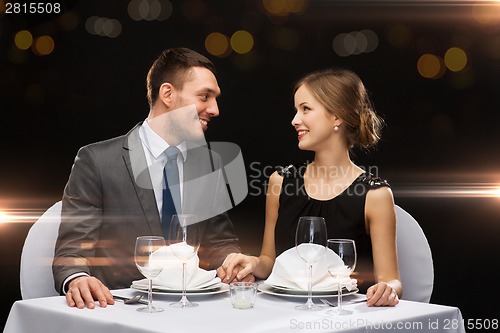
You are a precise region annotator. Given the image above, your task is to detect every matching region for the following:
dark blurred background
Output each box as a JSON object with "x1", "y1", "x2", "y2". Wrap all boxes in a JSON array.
[{"x1": 1, "y1": 0, "x2": 500, "y2": 330}]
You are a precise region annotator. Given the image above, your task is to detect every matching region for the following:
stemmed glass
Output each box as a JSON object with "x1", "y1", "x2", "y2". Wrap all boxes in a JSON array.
[
  {"x1": 327, "y1": 239, "x2": 357, "y2": 315},
  {"x1": 168, "y1": 214, "x2": 201, "y2": 308},
  {"x1": 134, "y1": 236, "x2": 167, "y2": 313},
  {"x1": 295, "y1": 216, "x2": 327, "y2": 310}
]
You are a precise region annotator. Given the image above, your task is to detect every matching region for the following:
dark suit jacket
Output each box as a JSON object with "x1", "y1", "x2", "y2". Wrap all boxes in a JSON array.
[{"x1": 53, "y1": 123, "x2": 240, "y2": 293}]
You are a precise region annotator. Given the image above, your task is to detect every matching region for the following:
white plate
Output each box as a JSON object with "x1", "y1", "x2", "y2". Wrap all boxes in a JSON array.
[
  {"x1": 258, "y1": 283, "x2": 358, "y2": 298},
  {"x1": 131, "y1": 283, "x2": 229, "y2": 296},
  {"x1": 131, "y1": 277, "x2": 221, "y2": 291},
  {"x1": 270, "y1": 284, "x2": 349, "y2": 293}
]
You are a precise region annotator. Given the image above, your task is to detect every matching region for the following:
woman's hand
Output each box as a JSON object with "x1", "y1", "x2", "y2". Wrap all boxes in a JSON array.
[
  {"x1": 366, "y1": 281, "x2": 400, "y2": 307},
  {"x1": 217, "y1": 253, "x2": 259, "y2": 283}
]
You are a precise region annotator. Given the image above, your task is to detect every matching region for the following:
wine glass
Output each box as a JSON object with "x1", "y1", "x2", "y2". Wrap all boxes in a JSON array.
[
  {"x1": 295, "y1": 216, "x2": 327, "y2": 310},
  {"x1": 327, "y1": 239, "x2": 357, "y2": 315},
  {"x1": 168, "y1": 214, "x2": 201, "y2": 308},
  {"x1": 134, "y1": 236, "x2": 167, "y2": 313}
]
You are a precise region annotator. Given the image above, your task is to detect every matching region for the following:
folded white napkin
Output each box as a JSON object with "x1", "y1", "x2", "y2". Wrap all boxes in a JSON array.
[
  {"x1": 132, "y1": 244, "x2": 220, "y2": 290},
  {"x1": 265, "y1": 244, "x2": 357, "y2": 291}
]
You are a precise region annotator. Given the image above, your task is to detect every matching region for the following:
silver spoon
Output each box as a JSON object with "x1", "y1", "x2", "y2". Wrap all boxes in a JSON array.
[
  {"x1": 320, "y1": 298, "x2": 367, "y2": 307},
  {"x1": 113, "y1": 294, "x2": 148, "y2": 305}
]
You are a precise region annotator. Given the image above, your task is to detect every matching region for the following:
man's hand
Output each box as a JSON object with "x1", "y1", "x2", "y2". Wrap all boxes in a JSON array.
[{"x1": 66, "y1": 276, "x2": 115, "y2": 309}]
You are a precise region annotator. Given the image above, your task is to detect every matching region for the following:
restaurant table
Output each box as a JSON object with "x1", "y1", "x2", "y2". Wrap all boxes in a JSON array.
[{"x1": 4, "y1": 288, "x2": 465, "y2": 333}]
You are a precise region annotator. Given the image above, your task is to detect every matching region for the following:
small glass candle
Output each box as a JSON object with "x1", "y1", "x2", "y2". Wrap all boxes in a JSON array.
[{"x1": 229, "y1": 282, "x2": 257, "y2": 309}]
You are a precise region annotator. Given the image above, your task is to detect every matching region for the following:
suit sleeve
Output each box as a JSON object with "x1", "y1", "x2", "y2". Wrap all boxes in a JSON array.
[
  {"x1": 197, "y1": 212, "x2": 241, "y2": 270},
  {"x1": 52, "y1": 145, "x2": 103, "y2": 294},
  {"x1": 196, "y1": 149, "x2": 241, "y2": 269}
]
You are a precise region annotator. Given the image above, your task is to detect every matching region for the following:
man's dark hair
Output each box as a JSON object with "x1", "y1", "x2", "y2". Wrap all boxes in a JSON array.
[{"x1": 146, "y1": 47, "x2": 216, "y2": 108}]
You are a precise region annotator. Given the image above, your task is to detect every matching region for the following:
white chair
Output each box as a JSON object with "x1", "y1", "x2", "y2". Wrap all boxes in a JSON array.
[
  {"x1": 20, "y1": 201, "x2": 62, "y2": 299},
  {"x1": 395, "y1": 205, "x2": 434, "y2": 303}
]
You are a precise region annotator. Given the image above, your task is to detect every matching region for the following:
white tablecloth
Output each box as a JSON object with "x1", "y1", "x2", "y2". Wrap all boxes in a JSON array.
[{"x1": 4, "y1": 288, "x2": 465, "y2": 333}]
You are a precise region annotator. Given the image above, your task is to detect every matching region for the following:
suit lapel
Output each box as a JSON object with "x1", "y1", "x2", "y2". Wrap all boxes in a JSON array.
[{"x1": 122, "y1": 123, "x2": 162, "y2": 235}]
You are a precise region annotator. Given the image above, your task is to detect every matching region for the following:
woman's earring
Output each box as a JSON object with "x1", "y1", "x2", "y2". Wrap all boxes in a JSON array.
[{"x1": 333, "y1": 126, "x2": 339, "y2": 132}]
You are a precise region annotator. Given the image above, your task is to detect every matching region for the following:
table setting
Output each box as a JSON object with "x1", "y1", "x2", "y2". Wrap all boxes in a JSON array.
[
  {"x1": 258, "y1": 245, "x2": 358, "y2": 299},
  {"x1": 129, "y1": 215, "x2": 362, "y2": 314},
  {"x1": 4, "y1": 214, "x2": 466, "y2": 332}
]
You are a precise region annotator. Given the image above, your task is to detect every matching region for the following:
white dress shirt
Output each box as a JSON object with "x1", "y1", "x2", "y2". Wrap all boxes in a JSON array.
[{"x1": 138, "y1": 119, "x2": 187, "y2": 219}]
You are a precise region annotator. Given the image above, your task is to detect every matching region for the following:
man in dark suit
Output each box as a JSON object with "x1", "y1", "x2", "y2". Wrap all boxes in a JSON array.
[{"x1": 53, "y1": 48, "x2": 250, "y2": 309}]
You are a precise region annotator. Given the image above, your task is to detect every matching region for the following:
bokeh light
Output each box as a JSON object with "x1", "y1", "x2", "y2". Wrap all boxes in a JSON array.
[
  {"x1": 283, "y1": 0, "x2": 307, "y2": 14},
  {"x1": 472, "y1": 2, "x2": 498, "y2": 25},
  {"x1": 444, "y1": 47, "x2": 467, "y2": 72},
  {"x1": 262, "y1": 0, "x2": 288, "y2": 16},
  {"x1": 85, "y1": 16, "x2": 122, "y2": 38},
  {"x1": 333, "y1": 30, "x2": 378, "y2": 57},
  {"x1": 362, "y1": 29, "x2": 379, "y2": 53},
  {"x1": 261, "y1": 0, "x2": 308, "y2": 16},
  {"x1": 14, "y1": 30, "x2": 33, "y2": 50},
  {"x1": 205, "y1": 32, "x2": 231, "y2": 57},
  {"x1": 128, "y1": 0, "x2": 172, "y2": 21},
  {"x1": 352, "y1": 31, "x2": 367, "y2": 55},
  {"x1": 32, "y1": 36, "x2": 55, "y2": 56},
  {"x1": 417, "y1": 54, "x2": 445, "y2": 79},
  {"x1": 230, "y1": 30, "x2": 254, "y2": 54},
  {"x1": 333, "y1": 33, "x2": 355, "y2": 57}
]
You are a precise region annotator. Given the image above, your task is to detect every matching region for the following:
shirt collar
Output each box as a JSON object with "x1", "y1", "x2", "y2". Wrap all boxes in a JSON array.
[{"x1": 139, "y1": 120, "x2": 187, "y2": 162}]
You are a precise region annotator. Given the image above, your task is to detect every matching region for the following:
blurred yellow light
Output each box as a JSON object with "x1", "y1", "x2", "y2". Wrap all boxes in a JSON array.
[
  {"x1": 33, "y1": 36, "x2": 55, "y2": 56},
  {"x1": 205, "y1": 32, "x2": 230, "y2": 57},
  {"x1": 262, "y1": 0, "x2": 287, "y2": 15},
  {"x1": 417, "y1": 54, "x2": 444, "y2": 79},
  {"x1": 14, "y1": 30, "x2": 33, "y2": 50},
  {"x1": 262, "y1": 0, "x2": 307, "y2": 15},
  {"x1": 284, "y1": 0, "x2": 307, "y2": 14},
  {"x1": 230, "y1": 30, "x2": 254, "y2": 54},
  {"x1": 444, "y1": 47, "x2": 467, "y2": 72}
]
